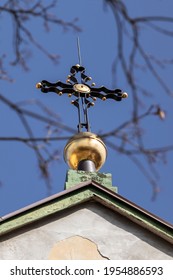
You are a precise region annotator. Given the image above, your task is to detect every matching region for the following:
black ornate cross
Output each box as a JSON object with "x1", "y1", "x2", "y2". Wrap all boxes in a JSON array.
[{"x1": 36, "y1": 64, "x2": 128, "y2": 132}]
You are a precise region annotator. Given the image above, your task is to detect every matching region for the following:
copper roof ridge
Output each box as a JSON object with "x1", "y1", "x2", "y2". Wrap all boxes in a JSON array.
[
  {"x1": 91, "y1": 180, "x2": 173, "y2": 229},
  {"x1": 0, "y1": 180, "x2": 93, "y2": 221},
  {"x1": 1, "y1": 179, "x2": 173, "y2": 230}
]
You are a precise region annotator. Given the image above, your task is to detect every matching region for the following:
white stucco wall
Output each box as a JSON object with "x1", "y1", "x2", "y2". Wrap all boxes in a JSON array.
[{"x1": 0, "y1": 202, "x2": 172, "y2": 259}]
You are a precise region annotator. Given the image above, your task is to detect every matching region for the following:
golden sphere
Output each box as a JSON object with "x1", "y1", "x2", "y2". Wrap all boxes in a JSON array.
[
  {"x1": 122, "y1": 92, "x2": 128, "y2": 98},
  {"x1": 36, "y1": 82, "x2": 42, "y2": 89},
  {"x1": 64, "y1": 132, "x2": 107, "y2": 171}
]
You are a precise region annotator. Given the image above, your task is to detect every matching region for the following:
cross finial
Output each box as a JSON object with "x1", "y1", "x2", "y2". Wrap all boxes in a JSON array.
[{"x1": 36, "y1": 64, "x2": 128, "y2": 132}]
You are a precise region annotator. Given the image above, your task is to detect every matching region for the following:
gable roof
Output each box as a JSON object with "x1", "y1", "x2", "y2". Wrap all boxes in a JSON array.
[{"x1": 0, "y1": 180, "x2": 173, "y2": 244}]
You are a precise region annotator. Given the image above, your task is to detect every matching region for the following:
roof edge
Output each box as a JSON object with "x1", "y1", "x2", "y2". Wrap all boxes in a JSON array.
[{"x1": 0, "y1": 180, "x2": 173, "y2": 244}]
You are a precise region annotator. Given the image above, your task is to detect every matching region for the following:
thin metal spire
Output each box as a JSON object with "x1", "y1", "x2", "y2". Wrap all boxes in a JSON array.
[{"x1": 77, "y1": 37, "x2": 82, "y2": 66}]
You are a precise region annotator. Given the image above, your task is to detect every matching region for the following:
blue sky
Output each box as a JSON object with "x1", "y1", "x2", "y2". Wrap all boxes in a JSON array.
[{"x1": 0, "y1": 0, "x2": 173, "y2": 224}]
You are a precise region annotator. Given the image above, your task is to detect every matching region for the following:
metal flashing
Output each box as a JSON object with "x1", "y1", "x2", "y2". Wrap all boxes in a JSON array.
[{"x1": 0, "y1": 180, "x2": 173, "y2": 244}]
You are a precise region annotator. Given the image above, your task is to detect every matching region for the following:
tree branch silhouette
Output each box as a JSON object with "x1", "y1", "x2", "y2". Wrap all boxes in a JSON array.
[{"x1": 0, "y1": 0, "x2": 172, "y2": 198}]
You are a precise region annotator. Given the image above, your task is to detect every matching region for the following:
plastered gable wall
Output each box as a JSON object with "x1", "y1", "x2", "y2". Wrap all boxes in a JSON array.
[{"x1": 0, "y1": 202, "x2": 172, "y2": 260}]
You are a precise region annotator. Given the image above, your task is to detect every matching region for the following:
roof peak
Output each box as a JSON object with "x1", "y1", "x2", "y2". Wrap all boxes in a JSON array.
[{"x1": 64, "y1": 169, "x2": 117, "y2": 192}]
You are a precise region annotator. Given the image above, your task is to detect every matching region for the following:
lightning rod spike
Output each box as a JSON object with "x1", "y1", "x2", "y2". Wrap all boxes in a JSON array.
[{"x1": 77, "y1": 37, "x2": 82, "y2": 66}]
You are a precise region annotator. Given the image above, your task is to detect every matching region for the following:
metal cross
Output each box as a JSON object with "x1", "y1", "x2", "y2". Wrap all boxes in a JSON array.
[{"x1": 36, "y1": 64, "x2": 128, "y2": 132}]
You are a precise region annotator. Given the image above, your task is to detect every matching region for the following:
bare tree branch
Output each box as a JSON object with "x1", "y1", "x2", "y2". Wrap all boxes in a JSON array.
[
  {"x1": 0, "y1": 0, "x2": 172, "y2": 200},
  {"x1": 0, "y1": 1, "x2": 81, "y2": 69}
]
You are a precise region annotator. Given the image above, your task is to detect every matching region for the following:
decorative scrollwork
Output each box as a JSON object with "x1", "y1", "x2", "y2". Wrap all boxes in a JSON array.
[{"x1": 36, "y1": 64, "x2": 128, "y2": 132}]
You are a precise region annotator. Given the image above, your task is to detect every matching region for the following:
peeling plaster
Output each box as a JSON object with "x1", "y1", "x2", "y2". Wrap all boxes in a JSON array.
[{"x1": 48, "y1": 235, "x2": 109, "y2": 260}]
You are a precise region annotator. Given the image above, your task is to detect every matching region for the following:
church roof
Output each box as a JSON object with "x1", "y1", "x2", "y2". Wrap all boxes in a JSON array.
[{"x1": 0, "y1": 179, "x2": 173, "y2": 244}]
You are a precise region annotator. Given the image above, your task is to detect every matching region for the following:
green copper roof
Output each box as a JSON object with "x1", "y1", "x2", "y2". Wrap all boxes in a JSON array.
[{"x1": 0, "y1": 179, "x2": 173, "y2": 245}]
